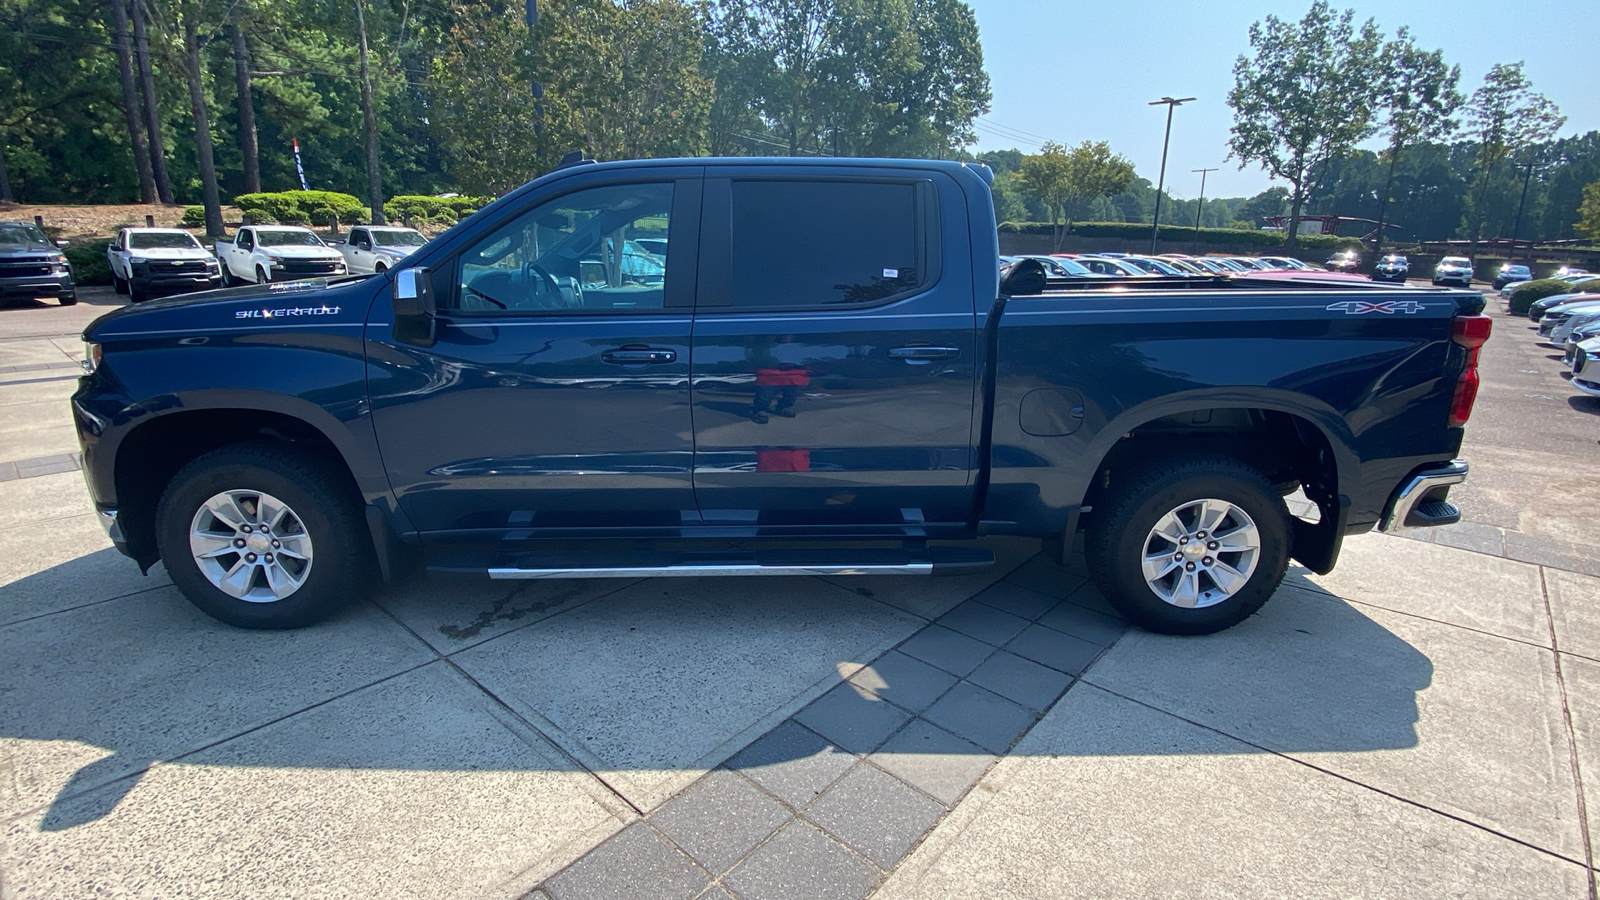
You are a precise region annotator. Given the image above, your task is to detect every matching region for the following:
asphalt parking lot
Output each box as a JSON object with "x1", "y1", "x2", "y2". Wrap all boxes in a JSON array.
[{"x1": 2, "y1": 283, "x2": 1598, "y2": 899}]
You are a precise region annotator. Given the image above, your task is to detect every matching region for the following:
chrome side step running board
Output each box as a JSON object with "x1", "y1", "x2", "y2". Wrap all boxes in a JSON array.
[{"x1": 476, "y1": 546, "x2": 993, "y2": 580}]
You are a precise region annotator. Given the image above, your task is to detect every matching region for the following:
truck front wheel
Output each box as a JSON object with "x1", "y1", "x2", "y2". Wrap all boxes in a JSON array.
[
  {"x1": 1086, "y1": 455, "x2": 1290, "y2": 635},
  {"x1": 255, "y1": 265, "x2": 270, "y2": 284},
  {"x1": 155, "y1": 442, "x2": 372, "y2": 629}
]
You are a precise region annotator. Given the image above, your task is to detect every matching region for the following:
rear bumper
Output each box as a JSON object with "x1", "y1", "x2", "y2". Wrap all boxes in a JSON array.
[{"x1": 1378, "y1": 460, "x2": 1469, "y2": 533}]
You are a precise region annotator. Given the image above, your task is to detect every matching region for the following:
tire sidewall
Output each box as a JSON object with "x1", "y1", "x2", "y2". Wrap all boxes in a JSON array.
[
  {"x1": 1100, "y1": 467, "x2": 1290, "y2": 635},
  {"x1": 157, "y1": 452, "x2": 358, "y2": 629}
]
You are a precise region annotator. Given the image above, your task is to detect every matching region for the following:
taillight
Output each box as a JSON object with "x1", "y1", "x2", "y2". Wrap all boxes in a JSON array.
[{"x1": 1448, "y1": 314, "x2": 1492, "y2": 426}]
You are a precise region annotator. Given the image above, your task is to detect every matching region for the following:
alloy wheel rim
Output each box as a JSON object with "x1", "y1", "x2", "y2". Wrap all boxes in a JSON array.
[
  {"x1": 189, "y1": 489, "x2": 314, "y2": 602},
  {"x1": 1140, "y1": 498, "x2": 1260, "y2": 609}
]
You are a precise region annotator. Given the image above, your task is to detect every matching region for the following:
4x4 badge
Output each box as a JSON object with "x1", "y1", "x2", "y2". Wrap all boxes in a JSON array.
[{"x1": 1326, "y1": 300, "x2": 1425, "y2": 315}]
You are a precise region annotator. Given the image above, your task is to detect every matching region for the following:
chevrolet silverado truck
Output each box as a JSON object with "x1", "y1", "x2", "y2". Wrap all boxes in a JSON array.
[
  {"x1": 0, "y1": 220, "x2": 76, "y2": 305},
  {"x1": 215, "y1": 225, "x2": 346, "y2": 285},
  {"x1": 107, "y1": 227, "x2": 223, "y2": 302},
  {"x1": 333, "y1": 225, "x2": 429, "y2": 275},
  {"x1": 73, "y1": 157, "x2": 1489, "y2": 635}
]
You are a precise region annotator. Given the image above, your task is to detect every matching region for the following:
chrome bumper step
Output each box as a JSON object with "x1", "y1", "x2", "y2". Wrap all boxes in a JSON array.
[{"x1": 448, "y1": 546, "x2": 994, "y2": 580}]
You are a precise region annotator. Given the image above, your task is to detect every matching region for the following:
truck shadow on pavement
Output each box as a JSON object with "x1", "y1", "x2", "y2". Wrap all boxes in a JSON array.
[{"x1": 0, "y1": 548, "x2": 1430, "y2": 832}]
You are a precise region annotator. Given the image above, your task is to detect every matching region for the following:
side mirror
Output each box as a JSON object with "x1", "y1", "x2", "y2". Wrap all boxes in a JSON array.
[
  {"x1": 55, "y1": 240, "x2": 69, "y2": 249},
  {"x1": 392, "y1": 267, "x2": 437, "y2": 347},
  {"x1": 999, "y1": 258, "x2": 1047, "y2": 297}
]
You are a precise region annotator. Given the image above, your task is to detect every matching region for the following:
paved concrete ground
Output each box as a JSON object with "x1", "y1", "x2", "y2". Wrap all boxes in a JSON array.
[{"x1": 1, "y1": 285, "x2": 1597, "y2": 898}]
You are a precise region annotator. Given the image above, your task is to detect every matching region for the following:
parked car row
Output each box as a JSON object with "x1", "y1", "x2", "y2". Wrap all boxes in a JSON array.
[
  {"x1": 1000, "y1": 252, "x2": 1358, "y2": 281},
  {"x1": 1521, "y1": 286, "x2": 1600, "y2": 401},
  {"x1": 1498, "y1": 268, "x2": 1592, "y2": 299}
]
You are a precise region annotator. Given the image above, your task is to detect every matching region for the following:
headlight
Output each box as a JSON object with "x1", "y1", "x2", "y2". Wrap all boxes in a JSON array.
[
  {"x1": 265, "y1": 253, "x2": 283, "y2": 262},
  {"x1": 82, "y1": 341, "x2": 101, "y2": 374}
]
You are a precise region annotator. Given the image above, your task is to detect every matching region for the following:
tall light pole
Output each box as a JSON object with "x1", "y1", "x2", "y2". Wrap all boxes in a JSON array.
[
  {"x1": 1509, "y1": 159, "x2": 1536, "y2": 264},
  {"x1": 1148, "y1": 96, "x2": 1195, "y2": 254},
  {"x1": 1192, "y1": 167, "x2": 1217, "y2": 241}
]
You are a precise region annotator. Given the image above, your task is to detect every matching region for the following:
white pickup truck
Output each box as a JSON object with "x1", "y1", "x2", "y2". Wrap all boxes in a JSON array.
[
  {"x1": 333, "y1": 226, "x2": 429, "y2": 275},
  {"x1": 107, "y1": 227, "x2": 222, "y2": 302},
  {"x1": 214, "y1": 226, "x2": 347, "y2": 286}
]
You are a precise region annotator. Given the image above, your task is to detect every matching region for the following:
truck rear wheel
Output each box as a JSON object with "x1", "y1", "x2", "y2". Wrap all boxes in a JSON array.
[
  {"x1": 1086, "y1": 454, "x2": 1290, "y2": 635},
  {"x1": 155, "y1": 442, "x2": 371, "y2": 629}
]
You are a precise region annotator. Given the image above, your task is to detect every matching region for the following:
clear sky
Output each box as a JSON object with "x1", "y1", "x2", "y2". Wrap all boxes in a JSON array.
[{"x1": 963, "y1": 0, "x2": 1598, "y2": 201}]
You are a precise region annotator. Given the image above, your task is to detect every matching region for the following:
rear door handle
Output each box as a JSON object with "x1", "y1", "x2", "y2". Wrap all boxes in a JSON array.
[
  {"x1": 602, "y1": 346, "x2": 677, "y2": 366},
  {"x1": 889, "y1": 345, "x2": 961, "y2": 363}
]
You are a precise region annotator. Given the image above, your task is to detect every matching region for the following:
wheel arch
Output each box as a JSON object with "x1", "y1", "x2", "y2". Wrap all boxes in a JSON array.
[{"x1": 109, "y1": 393, "x2": 381, "y2": 570}]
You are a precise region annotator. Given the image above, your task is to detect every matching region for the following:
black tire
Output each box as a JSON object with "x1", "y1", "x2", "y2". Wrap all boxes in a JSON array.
[
  {"x1": 156, "y1": 442, "x2": 372, "y2": 629},
  {"x1": 113, "y1": 274, "x2": 128, "y2": 294},
  {"x1": 256, "y1": 265, "x2": 269, "y2": 284},
  {"x1": 1085, "y1": 454, "x2": 1291, "y2": 636},
  {"x1": 374, "y1": 262, "x2": 387, "y2": 274},
  {"x1": 59, "y1": 293, "x2": 77, "y2": 306},
  {"x1": 128, "y1": 282, "x2": 146, "y2": 303},
  {"x1": 221, "y1": 266, "x2": 236, "y2": 287}
]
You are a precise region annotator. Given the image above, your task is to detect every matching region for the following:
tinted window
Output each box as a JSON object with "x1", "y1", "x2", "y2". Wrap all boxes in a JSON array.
[
  {"x1": 128, "y1": 232, "x2": 202, "y2": 249},
  {"x1": 730, "y1": 180, "x2": 926, "y2": 307},
  {"x1": 450, "y1": 182, "x2": 674, "y2": 313}
]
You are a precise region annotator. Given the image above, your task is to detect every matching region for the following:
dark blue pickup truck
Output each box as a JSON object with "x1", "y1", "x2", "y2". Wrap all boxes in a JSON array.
[{"x1": 72, "y1": 156, "x2": 1490, "y2": 635}]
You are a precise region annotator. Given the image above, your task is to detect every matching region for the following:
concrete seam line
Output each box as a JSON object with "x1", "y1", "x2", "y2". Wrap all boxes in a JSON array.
[
  {"x1": 364, "y1": 597, "x2": 646, "y2": 820},
  {"x1": 0, "y1": 657, "x2": 439, "y2": 827},
  {"x1": 0, "y1": 581, "x2": 174, "y2": 631},
  {"x1": 1539, "y1": 567, "x2": 1599, "y2": 900},
  {"x1": 1076, "y1": 680, "x2": 1597, "y2": 872},
  {"x1": 1336, "y1": 594, "x2": 1558, "y2": 655}
]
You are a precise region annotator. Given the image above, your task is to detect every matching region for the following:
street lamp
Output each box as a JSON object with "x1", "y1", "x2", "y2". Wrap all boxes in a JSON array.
[
  {"x1": 1192, "y1": 167, "x2": 1218, "y2": 241},
  {"x1": 1149, "y1": 96, "x2": 1195, "y2": 254},
  {"x1": 1509, "y1": 159, "x2": 1537, "y2": 264}
]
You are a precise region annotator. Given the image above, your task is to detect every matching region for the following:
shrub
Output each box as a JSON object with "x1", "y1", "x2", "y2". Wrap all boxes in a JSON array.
[
  {"x1": 180, "y1": 205, "x2": 205, "y2": 227},
  {"x1": 309, "y1": 206, "x2": 340, "y2": 228},
  {"x1": 1509, "y1": 278, "x2": 1600, "y2": 315},
  {"x1": 383, "y1": 194, "x2": 490, "y2": 225},
  {"x1": 64, "y1": 239, "x2": 113, "y2": 286},
  {"x1": 233, "y1": 190, "x2": 366, "y2": 226}
]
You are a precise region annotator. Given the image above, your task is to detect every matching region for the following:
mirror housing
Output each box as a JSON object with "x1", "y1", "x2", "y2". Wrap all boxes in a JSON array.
[
  {"x1": 392, "y1": 267, "x2": 437, "y2": 347},
  {"x1": 55, "y1": 240, "x2": 70, "y2": 249},
  {"x1": 999, "y1": 257, "x2": 1047, "y2": 297}
]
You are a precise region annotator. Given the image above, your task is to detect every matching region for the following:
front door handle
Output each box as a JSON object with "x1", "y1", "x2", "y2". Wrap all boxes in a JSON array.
[
  {"x1": 602, "y1": 346, "x2": 677, "y2": 366},
  {"x1": 889, "y1": 345, "x2": 961, "y2": 364}
]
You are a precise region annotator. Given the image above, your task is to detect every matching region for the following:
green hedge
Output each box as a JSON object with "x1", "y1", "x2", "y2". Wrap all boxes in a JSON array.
[
  {"x1": 64, "y1": 239, "x2": 113, "y2": 286},
  {"x1": 995, "y1": 221, "x2": 1363, "y2": 250},
  {"x1": 180, "y1": 205, "x2": 205, "y2": 228},
  {"x1": 1509, "y1": 278, "x2": 1600, "y2": 315},
  {"x1": 234, "y1": 190, "x2": 369, "y2": 226},
  {"x1": 383, "y1": 194, "x2": 491, "y2": 226}
]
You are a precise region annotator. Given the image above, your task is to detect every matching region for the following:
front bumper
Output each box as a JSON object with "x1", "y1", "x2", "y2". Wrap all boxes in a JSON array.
[
  {"x1": 1434, "y1": 273, "x2": 1472, "y2": 285},
  {"x1": 0, "y1": 272, "x2": 74, "y2": 298},
  {"x1": 1378, "y1": 460, "x2": 1468, "y2": 533}
]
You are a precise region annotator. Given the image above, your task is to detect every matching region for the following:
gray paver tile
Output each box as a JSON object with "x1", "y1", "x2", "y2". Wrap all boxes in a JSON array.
[
  {"x1": 920, "y1": 681, "x2": 1038, "y2": 754},
  {"x1": 972, "y1": 579, "x2": 1058, "y2": 620},
  {"x1": 869, "y1": 719, "x2": 995, "y2": 806},
  {"x1": 965, "y1": 649, "x2": 1074, "y2": 712},
  {"x1": 1000, "y1": 560, "x2": 1081, "y2": 600},
  {"x1": 651, "y1": 770, "x2": 792, "y2": 873},
  {"x1": 895, "y1": 625, "x2": 994, "y2": 677},
  {"x1": 724, "y1": 820, "x2": 879, "y2": 900},
  {"x1": 726, "y1": 721, "x2": 856, "y2": 809},
  {"x1": 545, "y1": 823, "x2": 709, "y2": 900},
  {"x1": 794, "y1": 683, "x2": 912, "y2": 755},
  {"x1": 1430, "y1": 521, "x2": 1506, "y2": 556},
  {"x1": 1037, "y1": 600, "x2": 1126, "y2": 647},
  {"x1": 1003, "y1": 622, "x2": 1105, "y2": 675},
  {"x1": 846, "y1": 650, "x2": 957, "y2": 713},
  {"x1": 933, "y1": 599, "x2": 1031, "y2": 646},
  {"x1": 804, "y1": 765, "x2": 945, "y2": 867},
  {"x1": 1057, "y1": 580, "x2": 1121, "y2": 617}
]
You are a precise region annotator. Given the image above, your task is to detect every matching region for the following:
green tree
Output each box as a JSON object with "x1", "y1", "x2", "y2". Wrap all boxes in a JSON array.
[
  {"x1": 1372, "y1": 28, "x2": 1460, "y2": 255},
  {"x1": 1020, "y1": 140, "x2": 1134, "y2": 250},
  {"x1": 428, "y1": 0, "x2": 543, "y2": 195},
  {"x1": 1577, "y1": 180, "x2": 1600, "y2": 242},
  {"x1": 1226, "y1": 1, "x2": 1384, "y2": 250},
  {"x1": 1018, "y1": 141, "x2": 1070, "y2": 249},
  {"x1": 1463, "y1": 62, "x2": 1564, "y2": 254}
]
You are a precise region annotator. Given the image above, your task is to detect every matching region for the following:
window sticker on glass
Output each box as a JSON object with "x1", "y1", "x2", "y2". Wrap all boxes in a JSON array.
[{"x1": 883, "y1": 268, "x2": 899, "y2": 278}]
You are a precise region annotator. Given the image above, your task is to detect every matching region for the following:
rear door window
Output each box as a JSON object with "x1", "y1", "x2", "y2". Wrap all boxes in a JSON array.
[{"x1": 724, "y1": 179, "x2": 932, "y2": 308}]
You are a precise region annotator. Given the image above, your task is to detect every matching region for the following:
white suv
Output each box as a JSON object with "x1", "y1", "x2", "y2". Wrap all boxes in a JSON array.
[{"x1": 1433, "y1": 256, "x2": 1474, "y2": 287}]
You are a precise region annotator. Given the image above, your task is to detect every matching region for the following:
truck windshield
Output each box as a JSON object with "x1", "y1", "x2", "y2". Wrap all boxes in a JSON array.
[
  {"x1": 0, "y1": 224, "x2": 51, "y2": 246},
  {"x1": 368, "y1": 229, "x2": 427, "y2": 247},
  {"x1": 256, "y1": 230, "x2": 324, "y2": 247},
  {"x1": 129, "y1": 232, "x2": 202, "y2": 249}
]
